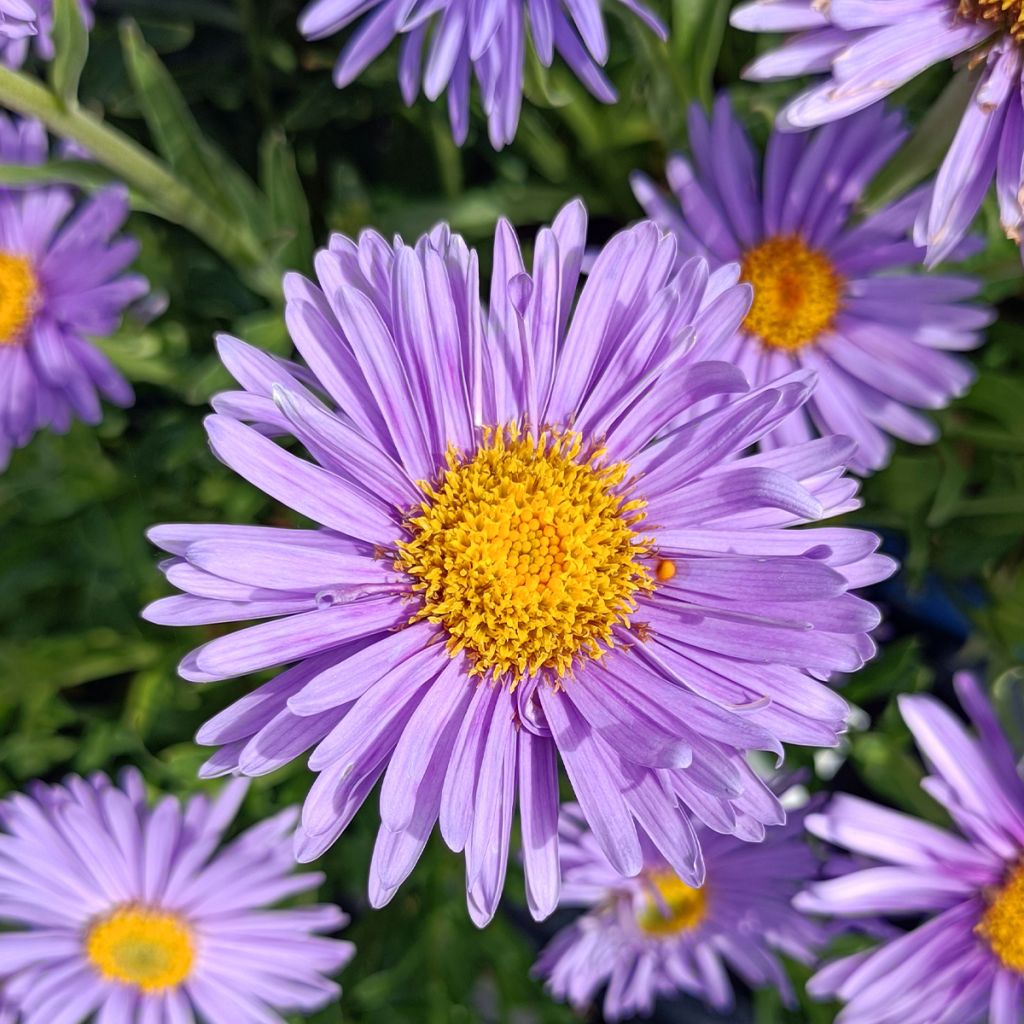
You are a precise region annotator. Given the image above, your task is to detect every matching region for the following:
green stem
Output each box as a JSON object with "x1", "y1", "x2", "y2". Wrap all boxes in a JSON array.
[{"x1": 0, "y1": 64, "x2": 279, "y2": 298}]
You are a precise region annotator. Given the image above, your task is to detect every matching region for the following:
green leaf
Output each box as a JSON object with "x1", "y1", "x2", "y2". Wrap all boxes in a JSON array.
[
  {"x1": 49, "y1": 0, "x2": 89, "y2": 108},
  {"x1": 259, "y1": 130, "x2": 314, "y2": 271},
  {"x1": 0, "y1": 158, "x2": 115, "y2": 189},
  {"x1": 671, "y1": 0, "x2": 729, "y2": 109},
  {"x1": 119, "y1": 19, "x2": 268, "y2": 235}
]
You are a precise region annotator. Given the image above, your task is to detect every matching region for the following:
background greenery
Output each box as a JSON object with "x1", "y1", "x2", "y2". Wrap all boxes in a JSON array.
[{"x1": 0, "y1": 0, "x2": 1022, "y2": 1020}]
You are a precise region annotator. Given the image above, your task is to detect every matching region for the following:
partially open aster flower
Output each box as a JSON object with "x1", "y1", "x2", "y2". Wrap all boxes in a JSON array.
[
  {"x1": 731, "y1": 0, "x2": 1024, "y2": 265},
  {"x1": 0, "y1": 115, "x2": 147, "y2": 471},
  {"x1": 799, "y1": 673, "x2": 1024, "y2": 1024},
  {"x1": 0, "y1": 770, "x2": 353, "y2": 1023},
  {"x1": 298, "y1": 0, "x2": 666, "y2": 148},
  {"x1": 145, "y1": 201, "x2": 893, "y2": 926},
  {"x1": 631, "y1": 99, "x2": 992, "y2": 475},
  {"x1": 534, "y1": 799, "x2": 831, "y2": 1019},
  {"x1": 0, "y1": 0, "x2": 93, "y2": 67}
]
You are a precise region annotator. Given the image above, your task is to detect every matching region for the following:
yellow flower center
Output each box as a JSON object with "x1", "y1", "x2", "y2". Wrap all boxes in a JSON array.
[
  {"x1": 959, "y1": 0, "x2": 1024, "y2": 42},
  {"x1": 0, "y1": 251, "x2": 37, "y2": 346},
  {"x1": 396, "y1": 423, "x2": 653, "y2": 685},
  {"x1": 86, "y1": 906, "x2": 195, "y2": 992},
  {"x1": 979, "y1": 864, "x2": 1024, "y2": 973},
  {"x1": 636, "y1": 870, "x2": 708, "y2": 937},
  {"x1": 740, "y1": 235, "x2": 843, "y2": 352}
]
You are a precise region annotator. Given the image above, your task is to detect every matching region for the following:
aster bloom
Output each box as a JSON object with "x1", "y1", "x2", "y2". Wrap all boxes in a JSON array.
[
  {"x1": 145, "y1": 200, "x2": 894, "y2": 926},
  {"x1": 0, "y1": 1, "x2": 37, "y2": 44},
  {"x1": 0, "y1": 114, "x2": 147, "y2": 471},
  {"x1": 0, "y1": 0, "x2": 93, "y2": 67},
  {"x1": 631, "y1": 99, "x2": 992, "y2": 474},
  {"x1": 0, "y1": 770, "x2": 354, "y2": 1023},
  {"x1": 799, "y1": 673, "x2": 1024, "y2": 1024},
  {"x1": 731, "y1": 0, "x2": 1024, "y2": 265},
  {"x1": 298, "y1": 0, "x2": 666, "y2": 148},
  {"x1": 534, "y1": 799, "x2": 830, "y2": 1019}
]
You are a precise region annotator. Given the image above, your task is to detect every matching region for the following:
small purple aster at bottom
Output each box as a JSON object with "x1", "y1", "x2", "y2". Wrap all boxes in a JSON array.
[
  {"x1": 0, "y1": 114, "x2": 147, "y2": 471},
  {"x1": 0, "y1": 0, "x2": 93, "y2": 67},
  {"x1": 799, "y1": 673, "x2": 1024, "y2": 1024},
  {"x1": 0, "y1": 770, "x2": 354, "y2": 1023},
  {"x1": 298, "y1": 0, "x2": 666, "y2": 148},
  {"x1": 534, "y1": 798, "x2": 831, "y2": 1019},
  {"x1": 730, "y1": 0, "x2": 1024, "y2": 265},
  {"x1": 145, "y1": 201, "x2": 894, "y2": 926},
  {"x1": 632, "y1": 99, "x2": 992, "y2": 475}
]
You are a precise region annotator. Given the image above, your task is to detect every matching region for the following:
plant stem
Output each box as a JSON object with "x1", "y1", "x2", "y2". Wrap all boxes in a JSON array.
[{"x1": 0, "y1": 63, "x2": 280, "y2": 298}]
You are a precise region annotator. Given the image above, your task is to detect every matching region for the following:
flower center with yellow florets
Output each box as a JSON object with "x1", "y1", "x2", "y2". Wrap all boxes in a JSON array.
[
  {"x1": 396, "y1": 423, "x2": 654, "y2": 686},
  {"x1": 958, "y1": 0, "x2": 1024, "y2": 42},
  {"x1": 740, "y1": 235, "x2": 843, "y2": 352},
  {"x1": 0, "y1": 251, "x2": 37, "y2": 346},
  {"x1": 636, "y1": 870, "x2": 708, "y2": 937},
  {"x1": 979, "y1": 864, "x2": 1024, "y2": 973},
  {"x1": 86, "y1": 906, "x2": 195, "y2": 992}
]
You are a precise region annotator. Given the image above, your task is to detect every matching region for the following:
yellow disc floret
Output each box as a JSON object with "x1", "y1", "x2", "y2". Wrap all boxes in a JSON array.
[
  {"x1": 86, "y1": 906, "x2": 195, "y2": 992},
  {"x1": 636, "y1": 871, "x2": 708, "y2": 937},
  {"x1": 0, "y1": 251, "x2": 37, "y2": 346},
  {"x1": 740, "y1": 235, "x2": 842, "y2": 352},
  {"x1": 959, "y1": 0, "x2": 1024, "y2": 42},
  {"x1": 979, "y1": 864, "x2": 1024, "y2": 973},
  {"x1": 396, "y1": 423, "x2": 653, "y2": 685}
]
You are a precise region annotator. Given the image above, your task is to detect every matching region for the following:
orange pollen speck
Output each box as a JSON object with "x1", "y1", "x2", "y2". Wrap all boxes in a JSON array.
[
  {"x1": 655, "y1": 559, "x2": 677, "y2": 582},
  {"x1": 395, "y1": 423, "x2": 655, "y2": 687},
  {"x1": 740, "y1": 234, "x2": 843, "y2": 352}
]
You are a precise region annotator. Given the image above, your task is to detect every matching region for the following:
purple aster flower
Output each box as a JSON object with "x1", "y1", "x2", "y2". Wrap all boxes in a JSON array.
[
  {"x1": 298, "y1": 0, "x2": 666, "y2": 148},
  {"x1": 798, "y1": 672, "x2": 1024, "y2": 1024},
  {"x1": 0, "y1": 770, "x2": 354, "y2": 1022},
  {"x1": 731, "y1": 0, "x2": 1024, "y2": 265},
  {"x1": 144, "y1": 200, "x2": 894, "y2": 926},
  {"x1": 631, "y1": 99, "x2": 992, "y2": 475},
  {"x1": 0, "y1": 0, "x2": 93, "y2": 67},
  {"x1": 0, "y1": 114, "x2": 147, "y2": 471},
  {"x1": 534, "y1": 797, "x2": 830, "y2": 1019},
  {"x1": 0, "y1": 1, "x2": 37, "y2": 45}
]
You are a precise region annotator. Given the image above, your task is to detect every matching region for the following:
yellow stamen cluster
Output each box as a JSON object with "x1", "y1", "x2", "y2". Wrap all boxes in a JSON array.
[
  {"x1": 978, "y1": 864, "x2": 1024, "y2": 973},
  {"x1": 86, "y1": 906, "x2": 195, "y2": 992},
  {"x1": 959, "y1": 0, "x2": 1024, "y2": 42},
  {"x1": 740, "y1": 235, "x2": 843, "y2": 352},
  {"x1": 396, "y1": 423, "x2": 653, "y2": 685},
  {"x1": 636, "y1": 871, "x2": 708, "y2": 937},
  {"x1": 0, "y1": 251, "x2": 37, "y2": 346}
]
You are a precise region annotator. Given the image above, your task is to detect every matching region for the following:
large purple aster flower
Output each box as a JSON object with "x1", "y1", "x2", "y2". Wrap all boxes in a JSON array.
[
  {"x1": 534, "y1": 798, "x2": 831, "y2": 1019},
  {"x1": 631, "y1": 99, "x2": 992, "y2": 475},
  {"x1": 731, "y1": 0, "x2": 1024, "y2": 265},
  {"x1": 0, "y1": 0, "x2": 93, "y2": 67},
  {"x1": 0, "y1": 770, "x2": 354, "y2": 1022},
  {"x1": 799, "y1": 673, "x2": 1024, "y2": 1024},
  {"x1": 298, "y1": 0, "x2": 666, "y2": 148},
  {"x1": 0, "y1": 114, "x2": 146, "y2": 471},
  {"x1": 144, "y1": 201, "x2": 894, "y2": 926}
]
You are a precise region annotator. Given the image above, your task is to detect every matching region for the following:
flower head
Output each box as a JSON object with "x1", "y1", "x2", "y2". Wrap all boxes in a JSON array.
[
  {"x1": 799, "y1": 672, "x2": 1024, "y2": 1024},
  {"x1": 145, "y1": 201, "x2": 894, "y2": 925},
  {"x1": 731, "y1": 0, "x2": 1024, "y2": 265},
  {"x1": 0, "y1": 115, "x2": 147, "y2": 471},
  {"x1": 534, "y1": 798, "x2": 831, "y2": 1019},
  {"x1": 298, "y1": 0, "x2": 666, "y2": 148},
  {"x1": 632, "y1": 99, "x2": 992, "y2": 474},
  {"x1": 0, "y1": 770, "x2": 354, "y2": 1022},
  {"x1": 0, "y1": 0, "x2": 93, "y2": 67}
]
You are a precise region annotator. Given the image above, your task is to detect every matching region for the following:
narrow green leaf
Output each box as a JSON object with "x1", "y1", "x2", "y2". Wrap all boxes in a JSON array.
[
  {"x1": 119, "y1": 19, "x2": 267, "y2": 234},
  {"x1": 0, "y1": 158, "x2": 115, "y2": 188},
  {"x1": 259, "y1": 130, "x2": 314, "y2": 271},
  {"x1": 672, "y1": 0, "x2": 728, "y2": 108},
  {"x1": 49, "y1": 0, "x2": 89, "y2": 108}
]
